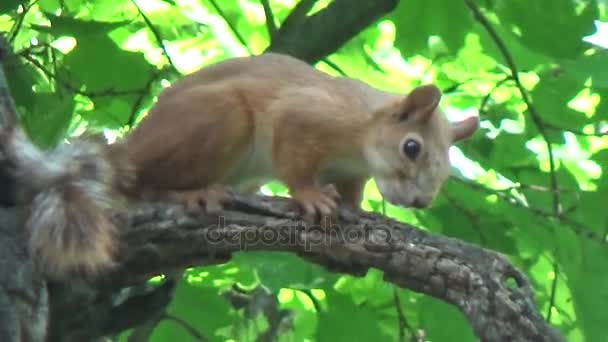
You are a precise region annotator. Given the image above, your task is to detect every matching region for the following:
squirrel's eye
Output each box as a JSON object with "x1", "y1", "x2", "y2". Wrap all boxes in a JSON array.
[{"x1": 402, "y1": 139, "x2": 421, "y2": 160}]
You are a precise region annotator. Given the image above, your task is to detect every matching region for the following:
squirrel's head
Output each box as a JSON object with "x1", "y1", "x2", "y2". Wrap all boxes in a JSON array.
[{"x1": 364, "y1": 84, "x2": 478, "y2": 209}]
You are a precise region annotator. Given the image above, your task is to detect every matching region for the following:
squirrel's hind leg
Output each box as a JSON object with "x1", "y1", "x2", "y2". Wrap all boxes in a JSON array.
[{"x1": 171, "y1": 183, "x2": 231, "y2": 213}]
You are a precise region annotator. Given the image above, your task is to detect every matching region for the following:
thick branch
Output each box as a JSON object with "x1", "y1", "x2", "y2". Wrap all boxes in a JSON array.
[
  {"x1": 95, "y1": 194, "x2": 563, "y2": 342},
  {"x1": 266, "y1": 0, "x2": 399, "y2": 63},
  {"x1": 0, "y1": 35, "x2": 48, "y2": 342}
]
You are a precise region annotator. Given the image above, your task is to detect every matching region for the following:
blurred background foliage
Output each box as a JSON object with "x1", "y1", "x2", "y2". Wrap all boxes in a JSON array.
[{"x1": 2, "y1": 0, "x2": 608, "y2": 341}]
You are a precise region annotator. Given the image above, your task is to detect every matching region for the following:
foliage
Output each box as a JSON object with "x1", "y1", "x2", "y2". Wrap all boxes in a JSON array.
[{"x1": 2, "y1": 0, "x2": 608, "y2": 340}]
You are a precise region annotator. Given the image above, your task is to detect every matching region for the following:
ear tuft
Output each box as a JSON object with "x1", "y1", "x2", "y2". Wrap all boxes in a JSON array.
[
  {"x1": 398, "y1": 84, "x2": 442, "y2": 121},
  {"x1": 452, "y1": 116, "x2": 479, "y2": 143}
]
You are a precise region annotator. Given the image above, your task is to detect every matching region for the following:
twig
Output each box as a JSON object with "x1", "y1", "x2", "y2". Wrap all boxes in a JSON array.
[
  {"x1": 162, "y1": 313, "x2": 208, "y2": 341},
  {"x1": 126, "y1": 72, "x2": 160, "y2": 128},
  {"x1": 299, "y1": 289, "x2": 322, "y2": 313},
  {"x1": 485, "y1": 181, "x2": 576, "y2": 195},
  {"x1": 207, "y1": 0, "x2": 253, "y2": 55},
  {"x1": 320, "y1": 57, "x2": 347, "y2": 76},
  {"x1": 546, "y1": 261, "x2": 559, "y2": 323},
  {"x1": 259, "y1": 0, "x2": 278, "y2": 41},
  {"x1": 441, "y1": 77, "x2": 478, "y2": 94},
  {"x1": 16, "y1": 43, "x2": 52, "y2": 59},
  {"x1": 463, "y1": 0, "x2": 562, "y2": 217},
  {"x1": 544, "y1": 122, "x2": 608, "y2": 137},
  {"x1": 8, "y1": 0, "x2": 37, "y2": 44},
  {"x1": 479, "y1": 75, "x2": 513, "y2": 113},
  {"x1": 452, "y1": 177, "x2": 603, "y2": 243},
  {"x1": 131, "y1": 0, "x2": 178, "y2": 72},
  {"x1": 393, "y1": 288, "x2": 416, "y2": 341},
  {"x1": 394, "y1": 288, "x2": 406, "y2": 340},
  {"x1": 127, "y1": 314, "x2": 163, "y2": 342}
]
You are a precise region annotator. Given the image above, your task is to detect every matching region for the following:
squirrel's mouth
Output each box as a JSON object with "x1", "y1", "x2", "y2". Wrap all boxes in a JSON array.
[{"x1": 374, "y1": 177, "x2": 433, "y2": 209}]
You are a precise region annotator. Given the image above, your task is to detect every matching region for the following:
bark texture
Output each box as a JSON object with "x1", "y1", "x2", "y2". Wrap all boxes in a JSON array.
[{"x1": 88, "y1": 195, "x2": 561, "y2": 342}]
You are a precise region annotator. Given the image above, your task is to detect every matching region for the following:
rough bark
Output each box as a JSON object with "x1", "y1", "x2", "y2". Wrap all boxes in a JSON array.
[
  {"x1": 0, "y1": 208, "x2": 48, "y2": 342},
  {"x1": 43, "y1": 194, "x2": 565, "y2": 341},
  {"x1": 0, "y1": 36, "x2": 48, "y2": 342},
  {"x1": 122, "y1": 196, "x2": 566, "y2": 341}
]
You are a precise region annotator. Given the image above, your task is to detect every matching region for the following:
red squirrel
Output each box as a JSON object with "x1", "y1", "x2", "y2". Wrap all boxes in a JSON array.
[{"x1": 1, "y1": 53, "x2": 479, "y2": 280}]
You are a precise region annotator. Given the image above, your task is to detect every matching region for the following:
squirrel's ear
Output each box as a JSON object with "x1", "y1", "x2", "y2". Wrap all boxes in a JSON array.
[
  {"x1": 397, "y1": 84, "x2": 442, "y2": 122},
  {"x1": 452, "y1": 116, "x2": 479, "y2": 143}
]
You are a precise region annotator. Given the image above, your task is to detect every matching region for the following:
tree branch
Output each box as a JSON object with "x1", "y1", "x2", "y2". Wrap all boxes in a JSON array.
[
  {"x1": 46, "y1": 194, "x2": 564, "y2": 342},
  {"x1": 266, "y1": 0, "x2": 399, "y2": 63},
  {"x1": 259, "y1": 0, "x2": 278, "y2": 41},
  {"x1": 279, "y1": 0, "x2": 318, "y2": 32}
]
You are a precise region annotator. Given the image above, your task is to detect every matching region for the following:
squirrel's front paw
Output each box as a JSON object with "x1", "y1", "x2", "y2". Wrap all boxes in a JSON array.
[{"x1": 292, "y1": 184, "x2": 341, "y2": 224}]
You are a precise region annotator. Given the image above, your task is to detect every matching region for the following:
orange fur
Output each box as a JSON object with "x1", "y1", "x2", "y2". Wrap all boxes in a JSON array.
[{"x1": 120, "y1": 53, "x2": 479, "y2": 220}]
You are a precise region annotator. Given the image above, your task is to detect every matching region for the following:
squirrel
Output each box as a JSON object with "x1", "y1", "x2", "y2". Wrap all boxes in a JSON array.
[{"x1": 0, "y1": 52, "x2": 479, "y2": 280}]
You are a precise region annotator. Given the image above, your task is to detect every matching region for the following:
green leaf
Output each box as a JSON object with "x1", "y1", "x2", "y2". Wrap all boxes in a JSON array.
[
  {"x1": 494, "y1": 0, "x2": 598, "y2": 59},
  {"x1": 185, "y1": 263, "x2": 258, "y2": 290},
  {"x1": 232, "y1": 252, "x2": 338, "y2": 292},
  {"x1": 21, "y1": 92, "x2": 75, "y2": 148},
  {"x1": 316, "y1": 289, "x2": 393, "y2": 342},
  {"x1": 37, "y1": 0, "x2": 61, "y2": 13},
  {"x1": 488, "y1": 133, "x2": 538, "y2": 169},
  {"x1": 37, "y1": 13, "x2": 153, "y2": 90},
  {"x1": 561, "y1": 52, "x2": 608, "y2": 89},
  {"x1": 474, "y1": 23, "x2": 551, "y2": 71},
  {"x1": 6, "y1": 61, "x2": 75, "y2": 147},
  {"x1": 419, "y1": 295, "x2": 477, "y2": 342},
  {"x1": 556, "y1": 232, "x2": 608, "y2": 342},
  {"x1": 150, "y1": 278, "x2": 240, "y2": 342},
  {"x1": 334, "y1": 269, "x2": 393, "y2": 306},
  {"x1": 81, "y1": 97, "x2": 135, "y2": 128},
  {"x1": 390, "y1": 0, "x2": 474, "y2": 56},
  {"x1": 570, "y1": 190, "x2": 608, "y2": 230},
  {"x1": 0, "y1": 0, "x2": 26, "y2": 13},
  {"x1": 31, "y1": 13, "x2": 156, "y2": 128},
  {"x1": 276, "y1": 289, "x2": 318, "y2": 341},
  {"x1": 4, "y1": 62, "x2": 41, "y2": 116},
  {"x1": 531, "y1": 68, "x2": 589, "y2": 130},
  {"x1": 63, "y1": 36, "x2": 153, "y2": 92}
]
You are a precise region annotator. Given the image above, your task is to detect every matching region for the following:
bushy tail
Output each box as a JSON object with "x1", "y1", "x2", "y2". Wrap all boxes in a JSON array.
[{"x1": 0, "y1": 100, "x2": 133, "y2": 279}]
